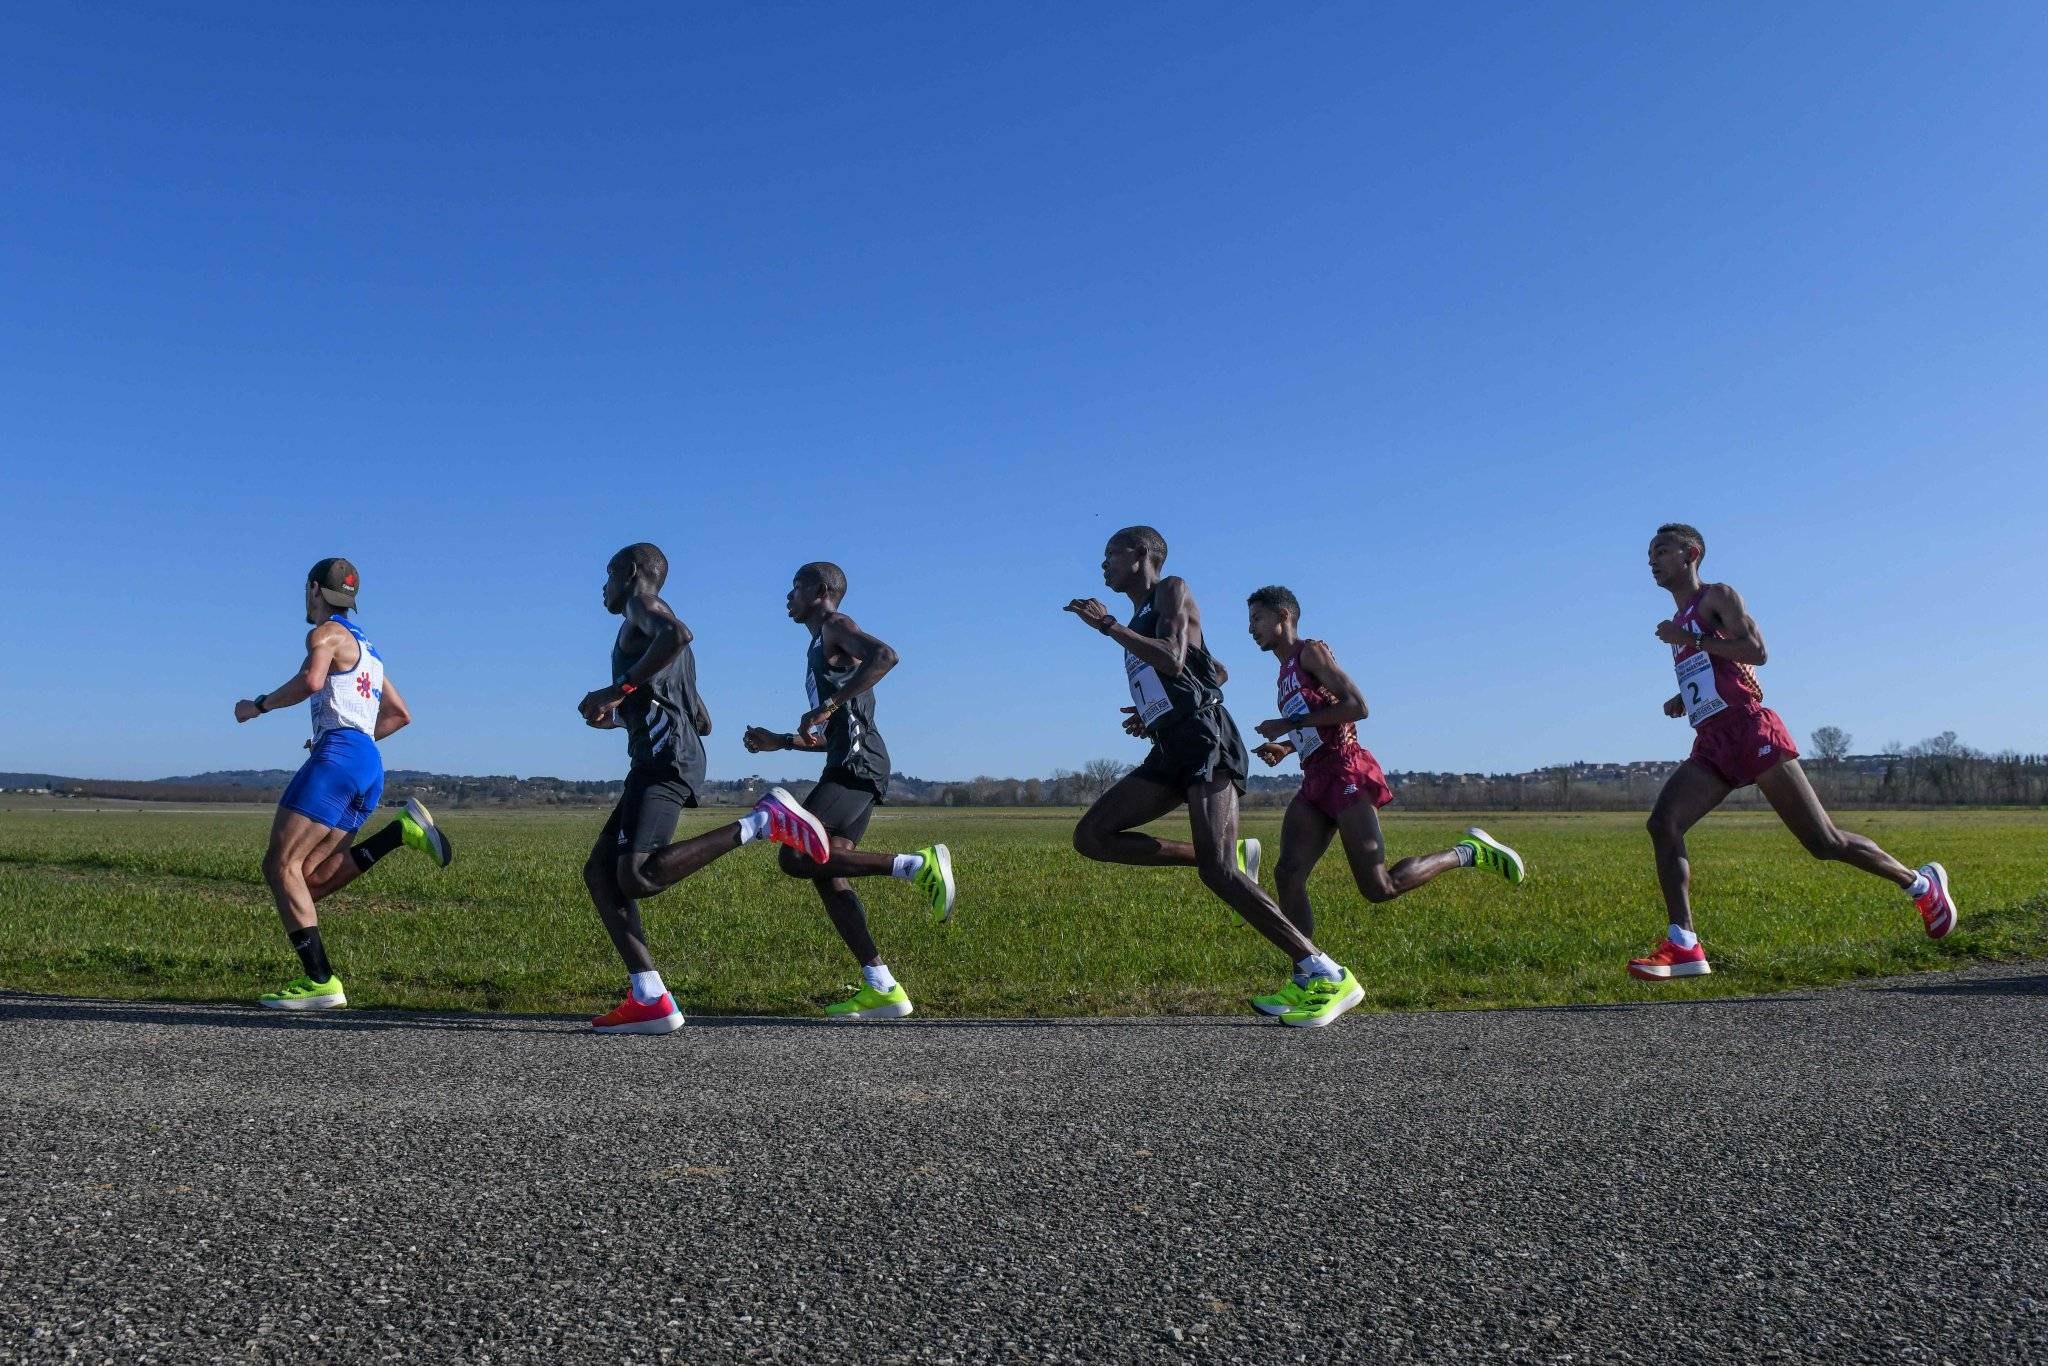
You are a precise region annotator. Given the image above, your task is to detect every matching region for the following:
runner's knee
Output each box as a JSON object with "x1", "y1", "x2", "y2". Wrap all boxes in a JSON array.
[
  {"x1": 1355, "y1": 871, "x2": 1398, "y2": 904},
  {"x1": 1799, "y1": 826, "x2": 1846, "y2": 861},
  {"x1": 1071, "y1": 820, "x2": 1108, "y2": 861},
  {"x1": 1274, "y1": 855, "x2": 1314, "y2": 895},
  {"x1": 778, "y1": 845, "x2": 824, "y2": 879},
  {"x1": 1646, "y1": 812, "x2": 1680, "y2": 846},
  {"x1": 1195, "y1": 855, "x2": 1239, "y2": 897},
  {"x1": 616, "y1": 854, "x2": 661, "y2": 899}
]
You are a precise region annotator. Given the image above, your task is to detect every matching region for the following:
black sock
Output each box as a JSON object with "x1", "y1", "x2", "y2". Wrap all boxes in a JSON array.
[
  {"x1": 349, "y1": 819, "x2": 406, "y2": 873},
  {"x1": 288, "y1": 927, "x2": 333, "y2": 983}
]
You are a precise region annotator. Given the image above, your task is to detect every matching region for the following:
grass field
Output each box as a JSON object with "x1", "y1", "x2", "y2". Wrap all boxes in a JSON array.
[{"x1": 2, "y1": 803, "x2": 2043, "y2": 1018}]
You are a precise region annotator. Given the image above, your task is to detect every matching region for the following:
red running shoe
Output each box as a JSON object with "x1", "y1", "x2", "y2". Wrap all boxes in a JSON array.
[
  {"x1": 755, "y1": 786, "x2": 830, "y2": 864},
  {"x1": 1915, "y1": 862, "x2": 1957, "y2": 939},
  {"x1": 1627, "y1": 938, "x2": 1711, "y2": 981},
  {"x1": 592, "y1": 992, "x2": 685, "y2": 1034}
]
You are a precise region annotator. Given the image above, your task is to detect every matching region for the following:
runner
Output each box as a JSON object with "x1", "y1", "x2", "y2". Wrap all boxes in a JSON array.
[
  {"x1": 1243, "y1": 585, "x2": 1525, "y2": 1016},
  {"x1": 1631, "y1": 523, "x2": 1956, "y2": 980},
  {"x1": 578, "y1": 543, "x2": 833, "y2": 1034},
  {"x1": 742, "y1": 561, "x2": 955, "y2": 1022},
  {"x1": 231, "y1": 558, "x2": 453, "y2": 1010},
  {"x1": 1064, "y1": 527, "x2": 1362, "y2": 1028}
]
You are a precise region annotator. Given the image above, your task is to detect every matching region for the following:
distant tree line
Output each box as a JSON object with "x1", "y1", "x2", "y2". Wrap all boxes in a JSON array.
[{"x1": 18, "y1": 730, "x2": 2045, "y2": 810}]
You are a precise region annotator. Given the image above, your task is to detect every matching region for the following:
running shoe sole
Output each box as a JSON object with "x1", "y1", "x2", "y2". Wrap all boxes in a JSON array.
[
  {"x1": 259, "y1": 991, "x2": 347, "y2": 1011},
  {"x1": 1279, "y1": 982, "x2": 1364, "y2": 1029},
  {"x1": 926, "y1": 843, "x2": 956, "y2": 921},
  {"x1": 594, "y1": 1010, "x2": 686, "y2": 1035},
  {"x1": 763, "y1": 786, "x2": 830, "y2": 862},
  {"x1": 405, "y1": 797, "x2": 454, "y2": 868},
  {"x1": 1921, "y1": 862, "x2": 1957, "y2": 939},
  {"x1": 1463, "y1": 827, "x2": 1524, "y2": 885},
  {"x1": 1626, "y1": 960, "x2": 1712, "y2": 981},
  {"x1": 827, "y1": 999, "x2": 915, "y2": 1022}
]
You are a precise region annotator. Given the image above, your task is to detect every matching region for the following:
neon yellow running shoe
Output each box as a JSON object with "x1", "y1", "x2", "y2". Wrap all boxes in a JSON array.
[
  {"x1": 824, "y1": 983, "x2": 914, "y2": 1022},
  {"x1": 400, "y1": 797, "x2": 453, "y2": 868},
  {"x1": 913, "y1": 844, "x2": 955, "y2": 922},
  {"x1": 258, "y1": 975, "x2": 347, "y2": 1011},
  {"x1": 1458, "y1": 827, "x2": 1524, "y2": 887},
  {"x1": 1279, "y1": 967, "x2": 1363, "y2": 1029},
  {"x1": 1249, "y1": 978, "x2": 1308, "y2": 1017},
  {"x1": 1236, "y1": 838, "x2": 1262, "y2": 883}
]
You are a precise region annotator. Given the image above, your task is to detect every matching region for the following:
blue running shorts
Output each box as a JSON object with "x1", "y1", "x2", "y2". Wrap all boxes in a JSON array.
[{"x1": 279, "y1": 729, "x2": 386, "y2": 834}]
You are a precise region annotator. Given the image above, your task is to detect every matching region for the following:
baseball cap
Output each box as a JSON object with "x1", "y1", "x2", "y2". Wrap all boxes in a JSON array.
[{"x1": 309, "y1": 557, "x2": 360, "y2": 609}]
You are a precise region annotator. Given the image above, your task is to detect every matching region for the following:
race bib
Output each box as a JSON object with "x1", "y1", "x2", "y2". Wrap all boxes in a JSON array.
[
  {"x1": 1281, "y1": 690, "x2": 1324, "y2": 763},
  {"x1": 1124, "y1": 651, "x2": 1173, "y2": 729},
  {"x1": 1674, "y1": 642, "x2": 1726, "y2": 727}
]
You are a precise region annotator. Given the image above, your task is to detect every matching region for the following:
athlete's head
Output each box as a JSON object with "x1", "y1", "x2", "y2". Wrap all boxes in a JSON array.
[
  {"x1": 1245, "y1": 585, "x2": 1300, "y2": 652},
  {"x1": 1648, "y1": 523, "x2": 1705, "y2": 588},
  {"x1": 306, "y1": 557, "x2": 359, "y2": 624},
  {"x1": 1101, "y1": 526, "x2": 1167, "y2": 593},
  {"x1": 788, "y1": 561, "x2": 847, "y2": 623},
  {"x1": 605, "y1": 543, "x2": 667, "y2": 614}
]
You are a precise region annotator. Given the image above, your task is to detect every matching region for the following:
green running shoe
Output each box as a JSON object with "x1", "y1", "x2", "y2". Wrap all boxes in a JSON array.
[
  {"x1": 824, "y1": 982, "x2": 914, "y2": 1022},
  {"x1": 258, "y1": 975, "x2": 347, "y2": 1011},
  {"x1": 1279, "y1": 967, "x2": 1363, "y2": 1029},
  {"x1": 1236, "y1": 838, "x2": 1262, "y2": 883},
  {"x1": 914, "y1": 844, "x2": 956, "y2": 922},
  {"x1": 400, "y1": 797, "x2": 453, "y2": 868},
  {"x1": 1458, "y1": 827, "x2": 1524, "y2": 887},
  {"x1": 1249, "y1": 977, "x2": 1308, "y2": 1017}
]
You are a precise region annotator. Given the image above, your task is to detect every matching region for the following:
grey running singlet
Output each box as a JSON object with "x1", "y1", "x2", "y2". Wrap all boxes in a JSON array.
[
  {"x1": 613, "y1": 620, "x2": 708, "y2": 787},
  {"x1": 806, "y1": 632, "x2": 891, "y2": 792}
]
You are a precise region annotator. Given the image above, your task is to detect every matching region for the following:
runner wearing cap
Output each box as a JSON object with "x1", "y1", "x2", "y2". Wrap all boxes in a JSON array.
[
  {"x1": 232, "y1": 558, "x2": 454, "y2": 1010},
  {"x1": 576, "y1": 543, "x2": 836, "y2": 1034}
]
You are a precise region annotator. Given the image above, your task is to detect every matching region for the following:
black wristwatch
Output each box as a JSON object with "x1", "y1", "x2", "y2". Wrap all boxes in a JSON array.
[{"x1": 254, "y1": 693, "x2": 269, "y2": 714}]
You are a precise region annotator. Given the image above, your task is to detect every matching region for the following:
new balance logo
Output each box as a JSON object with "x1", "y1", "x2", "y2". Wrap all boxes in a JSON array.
[
  {"x1": 1758, "y1": 745, "x2": 1774, "y2": 757},
  {"x1": 1343, "y1": 784, "x2": 1359, "y2": 795}
]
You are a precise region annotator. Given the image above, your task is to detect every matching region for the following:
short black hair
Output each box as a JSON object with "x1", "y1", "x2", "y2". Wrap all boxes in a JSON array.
[
  {"x1": 797, "y1": 560, "x2": 847, "y2": 602},
  {"x1": 611, "y1": 542, "x2": 668, "y2": 589},
  {"x1": 1110, "y1": 525, "x2": 1167, "y2": 566},
  {"x1": 1246, "y1": 585, "x2": 1299, "y2": 620},
  {"x1": 1655, "y1": 523, "x2": 1705, "y2": 562}
]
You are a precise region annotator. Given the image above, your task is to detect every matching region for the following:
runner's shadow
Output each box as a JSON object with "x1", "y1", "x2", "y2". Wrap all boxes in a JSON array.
[
  {"x1": 1876, "y1": 974, "x2": 2048, "y2": 999},
  {"x1": 0, "y1": 994, "x2": 571, "y2": 1035}
]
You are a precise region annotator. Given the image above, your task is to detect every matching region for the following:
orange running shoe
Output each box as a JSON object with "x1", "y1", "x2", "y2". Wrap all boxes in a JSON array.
[
  {"x1": 1627, "y1": 938, "x2": 1711, "y2": 981},
  {"x1": 592, "y1": 992, "x2": 685, "y2": 1034},
  {"x1": 1914, "y1": 862, "x2": 1957, "y2": 939},
  {"x1": 754, "y1": 786, "x2": 830, "y2": 864}
]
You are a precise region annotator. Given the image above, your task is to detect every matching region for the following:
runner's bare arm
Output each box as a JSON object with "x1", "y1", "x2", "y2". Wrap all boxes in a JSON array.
[
  {"x1": 578, "y1": 595, "x2": 688, "y2": 721},
  {"x1": 1690, "y1": 584, "x2": 1766, "y2": 665},
  {"x1": 1254, "y1": 639, "x2": 1366, "y2": 741},
  {"x1": 796, "y1": 613, "x2": 900, "y2": 737},
  {"x1": 1066, "y1": 576, "x2": 1194, "y2": 677},
  {"x1": 373, "y1": 677, "x2": 412, "y2": 740},
  {"x1": 234, "y1": 621, "x2": 350, "y2": 722},
  {"x1": 693, "y1": 695, "x2": 712, "y2": 737}
]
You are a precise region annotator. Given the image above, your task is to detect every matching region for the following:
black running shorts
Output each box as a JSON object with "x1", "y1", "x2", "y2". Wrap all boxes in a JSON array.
[
  {"x1": 601, "y1": 766, "x2": 699, "y2": 858},
  {"x1": 804, "y1": 771, "x2": 881, "y2": 844},
  {"x1": 1132, "y1": 707, "x2": 1249, "y2": 794}
]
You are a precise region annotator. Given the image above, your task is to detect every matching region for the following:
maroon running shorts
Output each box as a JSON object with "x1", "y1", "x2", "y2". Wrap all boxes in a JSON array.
[
  {"x1": 1299, "y1": 745, "x2": 1395, "y2": 820},
  {"x1": 1688, "y1": 703, "x2": 1798, "y2": 788}
]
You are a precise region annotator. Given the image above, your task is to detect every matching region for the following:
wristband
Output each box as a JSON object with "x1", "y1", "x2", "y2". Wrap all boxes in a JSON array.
[
  {"x1": 1096, "y1": 619, "x2": 1116, "y2": 636},
  {"x1": 254, "y1": 694, "x2": 268, "y2": 714},
  {"x1": 618, "y1": 683, "x2": 638, "y2": 697}
]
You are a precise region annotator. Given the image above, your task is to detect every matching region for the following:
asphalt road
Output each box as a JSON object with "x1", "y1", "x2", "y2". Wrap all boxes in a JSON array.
[{"x1": 4, "y1": 966, "x2": 2045, "y2": 1364}]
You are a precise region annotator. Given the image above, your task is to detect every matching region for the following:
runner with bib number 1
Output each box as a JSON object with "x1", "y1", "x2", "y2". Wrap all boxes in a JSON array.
[
  {"x1": 1632, "y1": 523, "x2": 1957, "y2": 982},
  {"x1": 1064, "y1": 526, "x2": 1363, "y2": 1029}
]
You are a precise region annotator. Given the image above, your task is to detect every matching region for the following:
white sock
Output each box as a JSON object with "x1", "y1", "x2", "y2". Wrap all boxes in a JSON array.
[
  {"x1": 1295, "y1": 952, "x2": 1342, "y2": 982},
  {"x1": 863, "y1": 963, "x2": 898, "y2": 993},
  {"x1": 1454, "y1": 843, "x2": 1476, "y2": 868},
  {"x1": 1907, "y1": 872, "x2": 1931, "y2": 898},
  {"x1": 629, "y1": 970, "x2": 666, "y2": 1004},
  {"x1": 890, "y1": 853, "x2": 924, "y2": 879},
  {"x1": 736, "y1": 811, "x2": 769, "y2": 844},
  {"x1": 1668, "y1": 924, "x2": 1698, "y2": 950}
]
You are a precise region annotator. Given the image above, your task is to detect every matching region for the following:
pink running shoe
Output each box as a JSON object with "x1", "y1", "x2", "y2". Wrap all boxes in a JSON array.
[
  {"x1": 755, "y1": 786, "x2": 830, "y2": 864},
  {"x1": 592, "y1": 992, "x2": 685, "y2": 1034},
  {"x1": 1915, "y1": 862, "x2": 1957, "y2": 939},
  {"x1": 1627, "y1": 937, "x2": 1711, "y2": 981}
]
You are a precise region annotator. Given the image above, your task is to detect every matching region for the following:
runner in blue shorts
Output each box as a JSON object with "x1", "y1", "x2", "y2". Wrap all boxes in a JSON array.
[{"x1": 232, "y1": 558, "x2": 454, "y2": 1010}]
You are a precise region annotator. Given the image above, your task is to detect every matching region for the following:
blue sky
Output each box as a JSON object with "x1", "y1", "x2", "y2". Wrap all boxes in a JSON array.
[{"x1": 3, "y1": 2, "x2": 2043, "y2": 783}]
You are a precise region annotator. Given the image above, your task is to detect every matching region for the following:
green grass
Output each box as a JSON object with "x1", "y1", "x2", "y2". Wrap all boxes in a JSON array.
[{"x1": 1, "y1": 805, "x2": 2043, "y2": 1017}]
